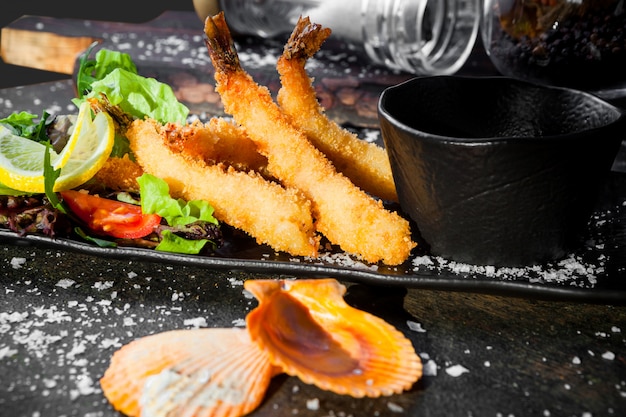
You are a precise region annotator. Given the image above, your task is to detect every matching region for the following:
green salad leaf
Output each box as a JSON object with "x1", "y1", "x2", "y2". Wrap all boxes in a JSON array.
[
  {"x1": 43, "y1": 143, "x2": 65, "y2": 213},
  {"x1": 75, "y1": 45, "x2": 138, "y2": 99},
  {"x1": 75, "y1": 48, "x2": 188, "y2": 124},
  {"x1": 138, "y1": 173, "x2": 217, "y2": 226},
  {"x1": 0, "y1": 111, "x2": 50, "y2": 142},
  {"x1": 157, "y1": 230, "x2": 210, "y2": 255},
  {"x1": 87, "y1": 68, "x2": 189, "y2": 124},
  {"x1": 137, "y1": 173, "x2": 219, "y2": 254}
]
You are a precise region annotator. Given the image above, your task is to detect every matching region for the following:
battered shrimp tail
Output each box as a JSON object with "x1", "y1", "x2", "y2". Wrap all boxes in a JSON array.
[
  {"x1": 277, "y1": 17, "x2": 399, "y2": 202},
  {"x1": 282, "y1": 17, "x2": 331, "y2": 60},
  {"x1": 204, "y1": 14, "x2": 241, "y2": 75}
]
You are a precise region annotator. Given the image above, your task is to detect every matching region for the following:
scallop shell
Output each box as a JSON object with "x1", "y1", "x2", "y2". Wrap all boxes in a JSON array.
[
  {"x1": 100, "y1": 327, "x2": 280, "y2": 417},
  {"x1": 244, "y1": 278, "x2": 423, "y2": 398}
]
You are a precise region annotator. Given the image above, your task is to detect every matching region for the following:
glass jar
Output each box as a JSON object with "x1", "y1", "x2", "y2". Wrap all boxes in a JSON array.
[
  {"x1": 195, "y1": 0, "x2": 482, "y2": 76},
  {"x1": 482, "y1": 0, "x2": 626, "y2": 90}
]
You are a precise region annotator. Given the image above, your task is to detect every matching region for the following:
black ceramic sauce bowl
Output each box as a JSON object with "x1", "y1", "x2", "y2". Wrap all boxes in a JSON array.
[{"x1": 378, "y1": 76, "x2": 626, "y2": 267}]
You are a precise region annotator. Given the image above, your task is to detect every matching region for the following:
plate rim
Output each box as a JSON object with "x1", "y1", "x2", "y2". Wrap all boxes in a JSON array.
[{"x1": 2, "y1": 228, "x2": 624, "y2": 305}]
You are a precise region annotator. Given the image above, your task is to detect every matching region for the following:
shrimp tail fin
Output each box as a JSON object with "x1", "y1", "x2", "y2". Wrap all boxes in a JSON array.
[
  {"x1": 283, "y1": 16, "x2": 332, "y2": 61},
  {"x1": 204, "y1": 12, "x2": 241, "y2": 73}
]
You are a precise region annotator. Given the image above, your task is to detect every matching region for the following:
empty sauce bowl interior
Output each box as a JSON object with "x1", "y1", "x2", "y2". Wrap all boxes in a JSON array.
[{"x1": 384, "y1": 76, "x2": 622, "y2": 139}]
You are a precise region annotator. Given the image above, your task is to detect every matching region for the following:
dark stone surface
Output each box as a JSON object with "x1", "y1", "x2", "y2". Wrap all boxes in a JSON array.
[{"x1": 1, "y1": 242, "x2": 624, "y2": 416}]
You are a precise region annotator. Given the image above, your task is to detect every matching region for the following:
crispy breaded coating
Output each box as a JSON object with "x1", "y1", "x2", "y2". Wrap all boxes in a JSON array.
[
  {"x1": 126, "y1": 118, "x2": 320, "y2": 257},
  {"x1": 204, "y1": 13, "x2": 415, "y2": 265},
  {"x1": 277, "y1": 17, "x2": 398, "y2": 202},
  {"x1": 162, "y1": 118, "x2": 270, "y2": 177},
  {"x1": 93, "y1": 155, "x2": 144, "y2": 192}
]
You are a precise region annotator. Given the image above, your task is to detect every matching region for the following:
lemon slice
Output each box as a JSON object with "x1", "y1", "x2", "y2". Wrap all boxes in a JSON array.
[
  {"x1": 54, "y1": 110, "x2": 115, "y2": 191},
  {"x1": 53, "y1": 100, "x2": 92, "y2": 169},
  {"x1": 0, "y1": 102, "x2": 114, "y2": 193}
]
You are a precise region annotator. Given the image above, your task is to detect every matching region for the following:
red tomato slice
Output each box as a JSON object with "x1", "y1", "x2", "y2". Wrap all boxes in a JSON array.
[{"x1": 60, "y1": 190, "x2": 162, "y2": 239}]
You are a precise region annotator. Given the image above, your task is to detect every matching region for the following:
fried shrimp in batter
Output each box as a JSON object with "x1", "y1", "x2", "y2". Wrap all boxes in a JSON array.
[
  {"x1": 277, "y1": 17, "x2": 398, "y2": 202},
  {"x1": 93, "y1": 154, "x2": 144, "y2": 192},
  {"x1": 204, "y1": 13, "x2": 415, "y2": 265},
  {"x1": 163, "y1": 117, "x2": 271, "y2": 178},
  {"x1": 126, "y1": 118, "x2": 320, "y2": 258}
]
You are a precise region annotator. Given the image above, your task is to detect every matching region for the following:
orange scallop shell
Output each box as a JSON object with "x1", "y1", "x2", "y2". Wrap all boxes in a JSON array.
[
  {"x1": 100, "y1": 327, "x2": 280, "y2": 417},
  {"x1": 244, "y1": 278, "x2": 423, "y2": 398},
  {"x1": 100, "y1": 278, "x2": 423, "y2": 416}
]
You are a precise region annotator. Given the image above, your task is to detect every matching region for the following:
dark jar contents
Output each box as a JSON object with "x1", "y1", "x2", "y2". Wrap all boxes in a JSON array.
[{"x1": 482, "y1": 0, "x2": 626, "y2": 90}]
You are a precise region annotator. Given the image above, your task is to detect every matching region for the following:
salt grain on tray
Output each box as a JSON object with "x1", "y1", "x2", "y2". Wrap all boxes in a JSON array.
[{"x1": 445, "y1": 364, "x2": 470, "y2": 377}]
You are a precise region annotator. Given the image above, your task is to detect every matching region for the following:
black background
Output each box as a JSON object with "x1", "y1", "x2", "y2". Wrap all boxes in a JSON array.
[{"x1": 0, "y1": 0, "x2": 196, "y2": 89}]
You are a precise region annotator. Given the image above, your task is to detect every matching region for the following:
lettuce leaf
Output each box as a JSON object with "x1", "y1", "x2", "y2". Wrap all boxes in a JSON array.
[
  {"x1": 82, "y1": 68, "x2": 188, "y2": 125},
  {"x1": 137, "y1": 173, "x2": 219, "y2": 254},
  {"x1": 157, "y1": 230, "x2": 210, "y2": 255},
  {"x1": 75, "y1": 46, "x2": 138, "y2": 99},
  {"x1": 0, "y1": 111, "x2": 50, "y2": 142},
  {"x1": 137, "y1": 173, "x2": 217, "y2": 226},
  {"x1": 74, "y1": 48, "x2": 188, "y2": 124}
]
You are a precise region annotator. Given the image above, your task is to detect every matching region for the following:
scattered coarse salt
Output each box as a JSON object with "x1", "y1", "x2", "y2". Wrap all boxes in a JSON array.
[
  {"x1": 413, "y1": 252, "x2": 601, "y2": 288},
  {"x1": 305, "y1": 251, "x2": 378, "y2": 271},
  {"x1": 361, "y1": 129, "x2": 381, "y2": 144},
  {"x1": 42, "y1": 378, "x2": 57, "y2": 389},
  {"x1": 13, "y1": 329, "x2": 65, "y2": 359},
  {"x1": 411, "y1": 255, "x2": 434, "y2": 267},
  {"x1": 93, "y1": 281, "x2": 114, "y2": 291},
  {"x1": 306, "y1": 398, "x2": 320, "y2": 411},
  {"x1": 572, "y1": 356, "x2": 581, "y2": 365},
  {"x1": 232, "y1": 318, "x2": 246, "y2": 327},
  {"x1": 123, "y1": 317, "x2": 137, "y2": 327},
  {"x1": 183, "y1": 317, "x2": 208, "y2": 328},
  {"x1": 100, "y1": 337, "x2": 122, "y2": 349},
  {"x1": 69, "y1": 373, "x2": 98, "y2": 400},
  {"x1": 33, "y1": 306, "x2": 71, "y2": 324},
  {"x1": 66, "y1": 340, "x2": 87, "y2": 361},
  {"x1": 407, "y1": 320, "x2": 427, "y2": 333},
  {"x1": 422, "y1": 359, "x2": 438, "y2": 376},
  {"x1": 10, "y1": 257, "x2": 26, "y2": 269},
  {"x1": 445, "y1": 364, "x2": 469, "y2": 377},
  {"x1": 387, "y1": 402, "x2": 404, "y2": 413},
  {"x1": 602, "y1": 351, "x2": 616, "y2": 360},
  {"x1": 228, "y1": 277, "x2": 244, "y2": 287},
  {"x1": 408, "y1": 203, "x2": 620, "y2": 288},
  {"x1": 1, "y1": 311, "x2": 29, "y2": 324},
  {"x1": 0, "y1": 345, "x2": 18, "y2": 359},
  {"x1": 56, "y1": 279, "x2": 76, "y2": 289}
]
